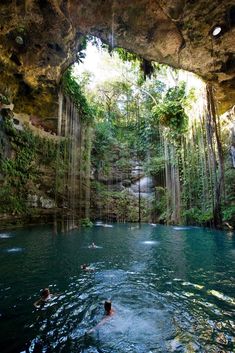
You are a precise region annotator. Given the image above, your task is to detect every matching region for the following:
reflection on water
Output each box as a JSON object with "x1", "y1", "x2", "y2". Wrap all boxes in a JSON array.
[
  {"x1": 4, "y1": 247, "x2": 24, "y2": 253},
  {"x1": 142, "y1": 240, "x2": 159, "y2": 245},
  {"x1": 173, "y1": 226, "x2": 193, "y2": 230},
  {"x1": 0, "y1": 224, "x2": 234, "y2": 353},
  {"x1": 95, "y1": 222, "x2": 114, "y2": 228}
]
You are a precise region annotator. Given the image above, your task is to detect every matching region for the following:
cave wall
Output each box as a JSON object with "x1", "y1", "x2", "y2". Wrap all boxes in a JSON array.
[
  {"x1": 0, "y1": 107, "x2": 92, "y2": 227},
  {"x1": 0, "y1": 0, "x2": 234, "y2": 126}
]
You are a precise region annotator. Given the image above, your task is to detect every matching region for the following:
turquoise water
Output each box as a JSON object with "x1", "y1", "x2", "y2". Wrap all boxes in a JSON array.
[{"x1": 0, "y1": 223, "x2": 234, "y2": 353}]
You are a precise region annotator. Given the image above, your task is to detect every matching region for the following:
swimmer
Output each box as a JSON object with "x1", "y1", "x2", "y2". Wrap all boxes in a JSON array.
[
  {"x1": 33, "y1": 288, "x2": 54, "y2": 308},
  {"x1": 87, "y1": 300, "x2": 115, "y2": 333},
  {"x1": 89, "y1": 242, "x2": 97, "y2": 248},
  {"x1": 104, "y1": 300, "x2": 115, "y2": 316},
  {"x1": 81, "y1": 264, "x2": 94, "y2": 272}
]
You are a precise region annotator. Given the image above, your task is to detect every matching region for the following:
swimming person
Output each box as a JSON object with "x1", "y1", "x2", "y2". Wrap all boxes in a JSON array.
[
  {"x1": 104, "y1": 300, "x2": 115, "y2": 316},
  {"x1": 81, "y1": 264, "x2": 94, "y2": 272},
  {"x1": 88, "y1": 300, "x2": 115, "y2": 333},
  {"x1": 88, "y1": 242, "x2": 97, "y2": 248},
  {"x1": 33, "y1": 288, "x2": 54, "y2": 308}
]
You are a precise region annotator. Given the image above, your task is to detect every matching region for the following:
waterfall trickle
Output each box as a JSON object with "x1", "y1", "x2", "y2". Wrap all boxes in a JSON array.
[
  {"x1": 57, "y1": 92, "x2": 82, "y2": 230},
  {"x1": 230, "y1": 117, "x2": 235, "y2": 168}
]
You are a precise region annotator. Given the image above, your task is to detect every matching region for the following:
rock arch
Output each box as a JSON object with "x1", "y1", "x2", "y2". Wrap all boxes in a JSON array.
[{"x1": 0, "y1": 0, "x2": 234, "y2": 121}]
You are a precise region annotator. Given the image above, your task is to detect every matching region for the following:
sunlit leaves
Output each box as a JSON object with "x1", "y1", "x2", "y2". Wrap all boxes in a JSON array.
[
  {"x1": 152, "y1": 82, "x2": 189, "y2": 138},
  {"x1": 62, "y1": 68, "x2": 94, "y2": 123}
]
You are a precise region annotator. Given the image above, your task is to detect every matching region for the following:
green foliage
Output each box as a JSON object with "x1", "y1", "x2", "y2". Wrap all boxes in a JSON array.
[
  {"x1": 91, "y1": 182, "x2": 150, "y2": 222},
  {"x1": 75, "y1": 36, "x2": 87, "y2": 64},
  {"x1": 220, "y1": 158, "x2": 235, "y2": 226},
  {"x1": 91, "y1": 121, "x2": 115, "y2": 168},
  {"x1": 222, "y1": 205, "x2": 235, "y2": 224},
  {"x1": 0, "y1": 117, "x2": 66, "y2": 215},
  {"x1": 71, "y1": 43, "x2": 234, "y2": 227},
  {"x1": 91, "y1": 181, "x2": 106, "y2": 193},
  {"x1": 144, "y1": 156, "x2": 165, "y2": 176},
  {"x1": 115, "y1": 48, "x2": 155, "y2": 80},
  {"x1": 80, "y1": 218, "x2": 93, "y2": 227},
  {"x1": 0, "y1": 93, "x2": 10, "y2": 105},
  {"x1": 0, "y1": 185, "x2": 26, "y2": 214},
  {"x1": 182, "y1": 208, "x2": 213, "y2": 225},
  {"x1": 224, "y1": 165, "x2": 235, "y2": 202},
  {"x1": 153, "y1": 82, "x2": 189, "y2": 137},
  {"x1": 115, "y1": 157, "x2": 131, "y2": 170},
  {"x1": 62, "y1": 68, "x2": 94, "y2": 123},
  {"x1": 152, "y1": 187, "x2": 167, "y2": 219},
  {"x1": 1, "y1": 120, "x2": 38, "y2": 199},
  {"x1": 115, "y1": 47, "x2": 140, "y2": 64}
]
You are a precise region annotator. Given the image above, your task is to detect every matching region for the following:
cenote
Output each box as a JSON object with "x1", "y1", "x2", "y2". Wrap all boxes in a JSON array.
[
  {"x1": 0, "y1": 224, "x2": 234, "y2": 353},
  {"x1": 1, "y1": 2, "x2": 235, "y2": 353}
]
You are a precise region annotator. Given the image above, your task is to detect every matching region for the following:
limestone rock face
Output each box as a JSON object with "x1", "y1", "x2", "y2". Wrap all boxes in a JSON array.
[{"x1": 0, "y1": 0, "x2": 234, "y2": 121}]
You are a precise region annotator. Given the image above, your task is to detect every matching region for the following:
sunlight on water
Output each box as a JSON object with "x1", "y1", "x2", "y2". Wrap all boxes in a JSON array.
[
  {"x1": 182, "y1": 282, "x2": 204, "y2": 290},
  {"x1": 207, "y1": 290, "x2": 235, "y2": 305}
]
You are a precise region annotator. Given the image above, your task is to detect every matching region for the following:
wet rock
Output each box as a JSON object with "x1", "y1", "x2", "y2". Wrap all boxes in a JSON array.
[
  {"x1": 39, "y1": 196, "x2": 55, "y2": 209},
  {"x1": 27, "y1": 194, "x2": 55, "y2": 209}
]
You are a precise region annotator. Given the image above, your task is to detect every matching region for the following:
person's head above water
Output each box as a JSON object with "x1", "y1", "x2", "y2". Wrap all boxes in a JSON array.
[
  {"x1": 40, "y1": 288, "x2": 50, "y2": 299},
  {"x1": 104, "y1": 300, "x2": 112, "y2": 315}
]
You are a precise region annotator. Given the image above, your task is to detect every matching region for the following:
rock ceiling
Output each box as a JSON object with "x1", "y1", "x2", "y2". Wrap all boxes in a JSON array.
[{"x1": 0, "y1": 0, "x2": 234, "y2": 121}]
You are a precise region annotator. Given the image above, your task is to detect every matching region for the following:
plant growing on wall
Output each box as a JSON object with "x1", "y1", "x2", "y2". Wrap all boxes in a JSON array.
[
  {"x1": 152, "y1": 82, "x2": 189, "y2": 140},
  {"x1": 61, "y1": 68, "x2": 94, "y2": 123},
  {"x1": 0, "y1": 115, "x2": 66, "y2": 215}
]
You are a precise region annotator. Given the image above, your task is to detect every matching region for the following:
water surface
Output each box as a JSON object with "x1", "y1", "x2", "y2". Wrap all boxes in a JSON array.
[{"x1": 0, "y1": 224, "x2": 234, "y2": 353}]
